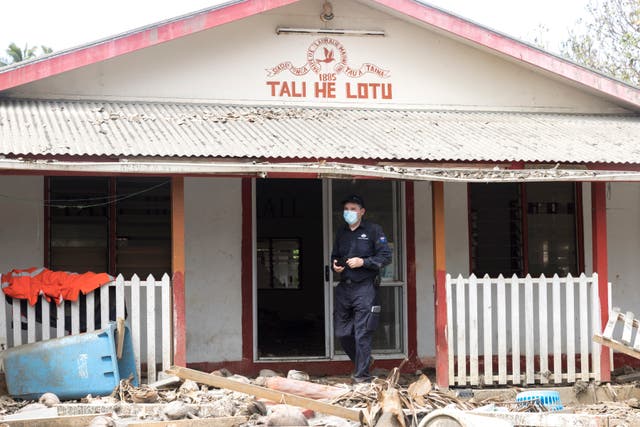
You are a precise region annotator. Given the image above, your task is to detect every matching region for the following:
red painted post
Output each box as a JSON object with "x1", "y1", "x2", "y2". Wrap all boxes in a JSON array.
[
  {"x1": 591, "y1": 182, "x2": 611, "y2": 381},
  {"x1": 172, "y1": 177, "x2": 187, "y2": 367},
  {"x1": 241, "y1": 178, "x2": 254, "y2": 363},
  {"x1": 405, "y1": 182, "x2": 418, "y2": 367},
  {"x1": 432, "y1": 182, "x2": 448, "y2": 387}
]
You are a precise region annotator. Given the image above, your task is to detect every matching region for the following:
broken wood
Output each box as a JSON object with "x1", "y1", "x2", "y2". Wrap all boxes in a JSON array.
[
  {"x1": 124, "y1": 416, "x2": 247, "y2": 426},
  {"x1": 116, "y1": 317, "x2": 126, "y2": 359},
  {"x1": 0, "y1": 414, "x2": 101, "y2": 427},
  {"x1": 594, "y1": 308, "x2": 640, "y2": 360},
  {"x1": 264, "y1": 376, "x2": 346, "y2": 400},
  {"x1": 167, "y1": 366, "x2": 361, "y2": 421},
  {"x1": 594, "y1": 335, "x2": 640, "y2": 360}
]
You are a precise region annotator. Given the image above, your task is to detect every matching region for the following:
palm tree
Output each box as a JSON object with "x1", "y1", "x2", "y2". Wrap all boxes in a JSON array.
[{"x1": 0, "y1": 43, "x2": 53, "y2": 67}]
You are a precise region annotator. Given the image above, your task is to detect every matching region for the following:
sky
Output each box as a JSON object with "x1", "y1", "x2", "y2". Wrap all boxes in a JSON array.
[{"x1": 0, "y1": 0, "x2": 590, "y2": 58}]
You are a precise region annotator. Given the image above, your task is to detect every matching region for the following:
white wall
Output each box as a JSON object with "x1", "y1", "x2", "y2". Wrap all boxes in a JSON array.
[
  {"x1": 185, "y1": 177, "x2": 243, "y2": 363},
  {"x1": 4, "y1": 0, "x2": 627, "y2": 113},
  {"x1": 606, "y1": 183, "x2": 640, "y2": 312},
  {"x1": 0, "y1": 176, "x2": 43, "y2": 272},
  {"x1": 445, "y1": 183, "x2": 470, "y2": 276}
]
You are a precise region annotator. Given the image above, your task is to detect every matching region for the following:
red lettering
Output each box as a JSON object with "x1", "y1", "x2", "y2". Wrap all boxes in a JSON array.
[
  {"x1": 382, "y1": 83, "x2": 392, "y2": 100},
  {"x1": 357, "y1": 83, "x2": 368, "y2": 98},
  {"x1": 279, "y1": 82, "x2": 292, "y2": 97},
  {"x1": 266, "y1": 81, "x2": 279, "y2": 97},
  {"x1": 327, "y1": 82, "x2": 336, "y2": 98},
  {"x1": 346, "y1": 83, "x2": 357, "y2": 99},
  {"x1": 369, "y1": 83, "x2": 380, "y2": 99}
]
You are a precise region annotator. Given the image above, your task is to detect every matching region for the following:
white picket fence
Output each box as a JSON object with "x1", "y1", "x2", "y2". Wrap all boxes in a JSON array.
[
  {"x1": 0, "y1": 274, "x2": 172, "y2": 383},
  {"x1": 446, "y1": 273, "x2": 605, "y2": 386}
]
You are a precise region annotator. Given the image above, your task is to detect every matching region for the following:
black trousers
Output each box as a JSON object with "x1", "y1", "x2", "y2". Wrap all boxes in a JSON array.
[{"x1": 334, "y1": 279, "x2": 379, "y2": 380}]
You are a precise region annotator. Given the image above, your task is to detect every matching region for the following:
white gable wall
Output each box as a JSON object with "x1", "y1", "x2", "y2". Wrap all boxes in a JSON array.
[{"x1": 3, "y1": 0, "x2": 628, "y2": 113}]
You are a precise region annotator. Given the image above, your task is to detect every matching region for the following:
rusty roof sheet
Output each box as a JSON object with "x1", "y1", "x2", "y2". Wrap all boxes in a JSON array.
[{"x1": 1, "y1": 99, "x2": 640, "y2": 163}]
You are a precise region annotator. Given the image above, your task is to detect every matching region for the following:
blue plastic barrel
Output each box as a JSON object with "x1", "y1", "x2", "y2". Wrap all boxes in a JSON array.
[
  {"x1": 3, "y1": 322, "x2": 138, "y2": 400},
  {"x1": 516, "y1": 390, "x2": 563, "y2": 411}
]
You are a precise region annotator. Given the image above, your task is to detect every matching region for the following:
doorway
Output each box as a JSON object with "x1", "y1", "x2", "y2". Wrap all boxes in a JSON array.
[{"x1": 256, "y1": 179, "x2": 326, "y2": 358}]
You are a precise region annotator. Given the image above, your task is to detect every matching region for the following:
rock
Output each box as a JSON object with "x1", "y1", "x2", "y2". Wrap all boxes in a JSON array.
[
  {"x1": 211, "y1": 368, "x2": 233, "y2": 377},
  {"x1": 260, "y1": 369, "x2": 279, "y2": 378},
  {"x1": 179, "y1": 379, "x2": 200, "y2": 394},
  {"x1": 628, "y1": 398, "x2": 640, "y2": 409},
  {"x1": 229, "y1": 374, "x2": 251, "y2": 384},
  {"x1": 246, "y1": 400, "x2": 268, "y2": 416},
  {"x1": 163, "y1": 400, "x2": 195, "y2": 420},
  {"x1": 38, "y1": 393, "x2": 60, "y2": 407},
  {"x1": 287, "y1": 370, "x2": 310, "y2": 381},
  {"x1": 254, "y1": 376, "x2": 267, "y2": 386},
  {"x1": 267, "y1": 404, "x2": 309, "y2": 426},
  {"x1": 574, "y1": 380, "x2": 589, "y2": 396},
  {"x1": 131, "y1": 385, "x2": 159, "y2": 403},
  {"x1": 88, "y1": 416, "x2": 116, "y2": 427}
]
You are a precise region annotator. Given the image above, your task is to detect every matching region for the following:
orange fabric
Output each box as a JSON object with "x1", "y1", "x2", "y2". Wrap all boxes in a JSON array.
[{"x1": 2, "y1": 268, "x2": 113, "y2": 306}]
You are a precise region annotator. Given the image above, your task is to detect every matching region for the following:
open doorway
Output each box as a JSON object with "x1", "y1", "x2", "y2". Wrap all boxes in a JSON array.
[{"x1": 256, "y1": 179, "x2": 325, "y2": 358}]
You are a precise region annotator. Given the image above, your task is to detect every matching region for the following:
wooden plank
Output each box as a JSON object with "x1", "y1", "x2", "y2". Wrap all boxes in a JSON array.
[
  {"x1": 538, "y1": 274, "x2": 548, "y2": 384},
  {"x1": 12, "y1": 299, "x2": 21, "y2": 346},
  {"x1": 124, "y1": 417, "x2": 247, "y2": 427},
  {"x1": 445, "y1": 274, "x2": 454, "y2": 387},
  {"x1": 147, "y1": 274, "x2": 157, "y2": 382},
  {"x1": 622, "y1": 311, "x2": 634, "y2": 346},
  {"x1": 496, "y1": 275, "x2": 507, "y2": 385},
  {"x1": 1, "y1": 414, "x2": 103, "y2": 427},
  {"x1": 566, "y1": 274, "x2": 576, "y2": 383},
  {"x1": 552, "y1": 274, "x2": 562, "y2": 383},
  {"x1": 161, "y1": 273, "x2": 172, "y2": 372},
  {"x1": 593, "y1": 335, "x2": 640, "y2": 360},
  {"x1": 172, "y1": 177, "x2": 187, "y2": 368},
  {"x1": 56, "y1": 303, "x2": 64, "y2": 338},
  {"x1": 101, "y1": 284, "x2": 110, "y2": 329},
  {"x1": 71, "y1": 300, "x2": 80, "y2": 335},
  {"x1": 455, "y1": 274, "x2": 466, "y2": 385},
  {"x1": 468, "y1": 274, "x2": 479, "y2": 386},
  {"x1": 602, "y1": 307, "x2": 620, "y2": 339},
  {"x1": 116, "y1": 317, "x2": 126, "y2": 359},
  {"x1": 510, "y1": 274, "x2": 521, "y2": 384},
  {"x1": 167, "y1": 366, "x2": 361, "y2": 421},
  {"x1": 86, "y1": 292, "x2": 95, "y2": 333},
  {"x1": 131, "y1": 274, "x2": 141, "y2": 379},
  {"x1": 524, "y1": 275, "x2": 534, "y2": 384},
  {"x1": 482, "y1": 275, "x2": 493, "y2": 386},
  {"x1": 579, "y1": 274, "x2": 590, "y2": 381},
  {"x1": 27, "y1": 302, "x2": 36, "y2": 343},
  {"x1": 592, "y1": 275, "x2": 602, "y2": 381}
]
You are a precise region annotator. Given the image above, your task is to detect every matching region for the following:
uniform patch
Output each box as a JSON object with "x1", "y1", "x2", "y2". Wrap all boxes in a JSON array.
[
  {"x1": 379, "y1": 236, "x2": 387, "y2": 243},
  {"x1": 358, "y1": 233, "x2": 368, "y2": 240}
]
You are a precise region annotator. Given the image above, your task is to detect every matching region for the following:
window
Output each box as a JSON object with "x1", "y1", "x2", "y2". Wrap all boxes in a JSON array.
[
  {"x1": 257, "y1": 238, "x2": 302, "y2": 289},
  {"x1": 331, "y1": 180, "x2": 405, "y2": 353},
  {"x1": 469, "y1": 182, "x2": 580, "y2": 277},
  {"x1": 48, "y1": 177, "x2": 171, "y2": 278}
]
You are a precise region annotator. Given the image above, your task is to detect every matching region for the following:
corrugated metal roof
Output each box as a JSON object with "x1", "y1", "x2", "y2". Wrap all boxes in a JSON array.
[{"x1": 1, "y1": 99, "x2": 640, "y2": 163}]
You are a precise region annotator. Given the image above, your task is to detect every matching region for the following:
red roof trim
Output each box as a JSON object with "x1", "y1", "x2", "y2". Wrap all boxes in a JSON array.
[
  {"x1": 0, "y1": 0, "x2": 298, "y2": 91},
  {"x1": 1, "y1": 0, "x2": 639, "y2": 108},
  {"x1": 369, "y1": 0, "x2": 640, "y2": 108}
]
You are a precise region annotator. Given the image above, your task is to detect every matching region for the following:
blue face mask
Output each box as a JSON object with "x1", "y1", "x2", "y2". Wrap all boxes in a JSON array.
[{"x1": 343, "y1": 210, "x2": 359, "y2": 225}]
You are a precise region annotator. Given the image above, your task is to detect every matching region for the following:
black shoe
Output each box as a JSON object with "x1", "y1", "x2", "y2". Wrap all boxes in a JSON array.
[{"x1": 353, "y1": 376, "x2": 372, "y2": 384}]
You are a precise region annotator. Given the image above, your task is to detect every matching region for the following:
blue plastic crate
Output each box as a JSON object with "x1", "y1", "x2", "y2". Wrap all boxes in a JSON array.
[
  {"x1": 3, "y1": 322, "x2": 138, "y2": 400},
  {"x1": 516, "y1": 390, "x2": 563, "y2": 411}
]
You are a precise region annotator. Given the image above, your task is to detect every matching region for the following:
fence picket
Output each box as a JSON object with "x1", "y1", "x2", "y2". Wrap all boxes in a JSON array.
[
  {"x1": 468, "y1": 274, "x2": 479, "y2": 386},
  {"x1": 592, "y1": 273, "x2": 601, "y2": 381},
  {"x1": 147, "y1": 275, "x2": 157, "y2": 382},
  {"x1": 538, "y1": 274, "x2": 548, "y2": 384},
  {"x1": 579, "y1": 274, "x2": 590, "y2": 381},
  {"x1": 27, "y1": 303, "x2": 36, "y2": 343},
  {"x1": 71, "y1": 300, "x2": 80, "y2": 335},
  {"x1": 86, "y1": 293, "x2": 95, "y2": 333},
  {"x1": 455, "y1": 275, "x2": 466, "y2": 385},
  {"x1": 552, "y1": 274, "x2": 562, "y2": 383},
  {"x1": 482, "y1": 275, "x2": 493, "y2": 386},
  {"x1": 56, "y1": 303, "x2": 64, "y2": 338},
  {"x1": 116, "y1": 275, "x2": 125, "y2": 321},
  {"x1": 0, "y1": 296, "x2": 7, "y2": 350},
  {"x1": 525, "y1": 275, "x2": 535, "y2": 384},
  {"x1": 41, "y1": 301, "x2": 50, "y2": 340},
  {"x1": 497, "y1": 275, "x2": 507, "y2": 384},
  {"x1": 446, "y1": 275, "x2": 454, "y2": 386},
  {"x1": 511, "y1": 274, "x2": 521, "y2": 384},
  {"x1": 566, "y1": 274, "x2": 576, "y2": 383},
  {"x1": 100, "y1": 285, "x2": 109, "y2": 329},
  {"x1": 161, "y1": 274, "x2": 172, "y2": 372},
  {"x1": 12, "y1": 300, "x2": 21, "y2": 346},
  {"x1": 131, "y1": 274, "x2": 141, "y2": 380}
]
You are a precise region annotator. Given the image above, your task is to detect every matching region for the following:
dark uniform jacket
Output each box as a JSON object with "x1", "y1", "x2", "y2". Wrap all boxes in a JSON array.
[{"x1": 331, "y1": 220, "x2": 393, "y2": 283}]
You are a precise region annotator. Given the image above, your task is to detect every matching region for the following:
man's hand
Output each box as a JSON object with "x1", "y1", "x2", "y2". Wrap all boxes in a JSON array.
[
  {"x1": 346, "y1": 257, "x2": 364, "y2": 269},
  {"x1": 333, "y1": 259, "x2": 345, "y2": 273}
]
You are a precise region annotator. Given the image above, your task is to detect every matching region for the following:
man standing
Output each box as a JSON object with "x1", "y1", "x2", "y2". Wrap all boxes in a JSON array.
[{"x1": 332, "y1": 194, "x2": 392, "y2": 383}]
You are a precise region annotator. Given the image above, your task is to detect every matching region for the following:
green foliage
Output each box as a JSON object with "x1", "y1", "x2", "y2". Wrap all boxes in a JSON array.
[
  {"x1": 0, "y1": 43, "x2": 53, "y2": 68},
  {"x1": 561, "y1": 0, "x2": 640, "y2": 86}
]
